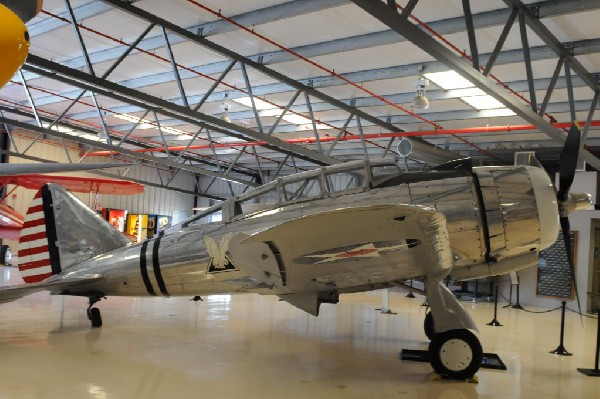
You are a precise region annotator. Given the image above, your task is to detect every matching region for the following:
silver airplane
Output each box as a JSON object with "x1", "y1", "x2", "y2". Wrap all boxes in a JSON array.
[{"x1": 0, "y1": 126, "x2": 591, "y2": 380}]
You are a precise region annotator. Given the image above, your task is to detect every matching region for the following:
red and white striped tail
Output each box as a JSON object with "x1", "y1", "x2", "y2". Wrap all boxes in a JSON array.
[{"x1": 18, "y1": 186, "x2": 60, "y2": 283}]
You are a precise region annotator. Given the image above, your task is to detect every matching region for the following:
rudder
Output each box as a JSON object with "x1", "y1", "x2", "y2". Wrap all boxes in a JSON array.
[{"x1": 18, "y1": 184, "x2": 130, "y2": 283}]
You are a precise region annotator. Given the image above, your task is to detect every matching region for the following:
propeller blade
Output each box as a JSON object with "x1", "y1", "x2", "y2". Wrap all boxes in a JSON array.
[
  {"x1": 557, "y1": 124, "x2": 581, "y2": 202},
  {"x1": 559, "y1": 216, "x2": 582, "y2": 316}
]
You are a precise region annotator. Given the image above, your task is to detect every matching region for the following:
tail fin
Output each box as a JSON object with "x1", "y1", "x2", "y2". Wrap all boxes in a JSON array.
[{"x1": 18, "y1": 184, "x2": 130, "y2": 283}]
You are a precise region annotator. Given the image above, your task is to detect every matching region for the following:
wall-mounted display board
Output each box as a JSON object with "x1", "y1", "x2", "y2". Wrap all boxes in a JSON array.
[{"x1": 537, "y1": 231, "x2": 577, "y2": 299}]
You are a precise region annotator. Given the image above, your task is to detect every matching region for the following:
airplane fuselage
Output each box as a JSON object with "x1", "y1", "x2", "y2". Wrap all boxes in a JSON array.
[{"x1": 59, "y1": 161, "x2": 558, "y2": 300}]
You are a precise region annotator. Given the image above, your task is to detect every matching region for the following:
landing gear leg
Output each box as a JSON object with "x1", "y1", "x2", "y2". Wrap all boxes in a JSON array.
[
  {"x1": 424, "y1": 311, "x2": 435, "y2": 340},
  {"x1": 425, "y1": 279, "x2": 482, "y2": 380},
  {"x1": 87, "y1": 296, "x2": 104, "y2": 328}
]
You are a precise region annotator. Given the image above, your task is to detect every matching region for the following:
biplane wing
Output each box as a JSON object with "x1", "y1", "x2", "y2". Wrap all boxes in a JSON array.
[
  {"x1": 0, "y1": 174, "x2": 144, "y2": 195},
  {"x1": 0, "y1": 162, "x2": 127, "y2": 176}
]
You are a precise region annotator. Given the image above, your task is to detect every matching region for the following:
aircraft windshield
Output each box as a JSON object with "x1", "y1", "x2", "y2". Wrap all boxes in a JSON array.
[
  {"x1": 514, "y1": 151, "x2": 542, "y2": 168},
  {"x1": 178, "y1": 159, "x2": 402, "y2": 226}
]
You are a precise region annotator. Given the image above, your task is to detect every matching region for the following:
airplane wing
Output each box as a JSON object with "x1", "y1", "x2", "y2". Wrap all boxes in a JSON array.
[
  {"x1": 0, "y1": 275, "x2": 104, "y2": 305},
  {"x1": 0, "y1": 174, "x2": 144, "y2": 195},
  {"x1": 230, "y1": 204, "x2": 453, "y2": 315},
  {"x1": 0, "y1": 162, "x2": 128, "y2": 176}
]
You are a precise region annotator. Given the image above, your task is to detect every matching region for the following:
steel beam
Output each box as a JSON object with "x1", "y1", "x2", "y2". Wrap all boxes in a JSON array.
[
  {"x1": 103, "y1": 75, "x2": 594, "y2": 138},
  {"x1": 503, "y1": 0, "x2": 600, "y2": 92},
  {"x1": 351, "y1": 0, "x2": 600, "y2": 170},
  {"x1": 462, "y1": 0, "x2": 480, "y2": 70},
  {"x1": 23, "y1": 0, "x2": 346, "y2": 87},
  {"x1": 0, "y1": 116, "x2": 258, "y2": 187},
  {"x1": 30, "y1": 37, "x2": 600, "y2": 115},
  {"x1": 24, "y1": 55, "x2": 339, "y2": 167},
  {"x1": 484, "y1": 8, "x2": 517, "y2": 76},
  {"x1": 518, "y1": 10, "x2": 537, "y2": 112},
  {"x1": 29, "y1": 0, "x2": 599, "y2": 85},
  {"x1": 98, "y1": 0, "x2": 462, "y2": 165}
]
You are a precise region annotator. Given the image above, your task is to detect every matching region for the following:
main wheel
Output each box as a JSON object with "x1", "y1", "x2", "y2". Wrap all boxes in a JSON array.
[
  {"x1": 0, "y1": 245, "x2": 11, "y2": 266},
  {"x1": 428, "y1": 329, "x2": 483, "y2": 380},
  {"x1": 424, "y1": 311, "x2": 435, "y2": 340},
  {"x1": 88, "y1": 307, "x2": 102, "y2": 328}
]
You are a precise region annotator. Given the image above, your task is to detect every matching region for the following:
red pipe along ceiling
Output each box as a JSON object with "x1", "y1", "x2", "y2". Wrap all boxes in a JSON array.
[{"x1": 84, "y1": 120, "x2": 600, "y2": 157}]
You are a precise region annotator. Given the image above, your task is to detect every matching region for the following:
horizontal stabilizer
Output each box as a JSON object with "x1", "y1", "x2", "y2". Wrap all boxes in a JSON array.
[{"x1": 0, "y1": 275, "x2": 103, "y2": 305}]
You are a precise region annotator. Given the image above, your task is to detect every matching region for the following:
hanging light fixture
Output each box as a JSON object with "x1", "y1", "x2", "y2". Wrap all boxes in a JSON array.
[
  {"x1": 220, "y1": 93, "x2": 231, "y2": 123},
  {"x1": 412, "y1": 76, "x2": 430, "y2": 110}
]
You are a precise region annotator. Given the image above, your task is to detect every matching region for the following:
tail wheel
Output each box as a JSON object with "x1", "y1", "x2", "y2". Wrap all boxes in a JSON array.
[
  {"x1": 428, "y1": 329, "x2": 482, "y2": 380},
  {"x1": 88, "y1": 307, "x2": 102, "y2": 328},
  {"x1": 424, "y1": 311, "x2": 435, "y2": 340},
  {"x1": 0, "y1": 245, "x2": 11, "y2": 266}
]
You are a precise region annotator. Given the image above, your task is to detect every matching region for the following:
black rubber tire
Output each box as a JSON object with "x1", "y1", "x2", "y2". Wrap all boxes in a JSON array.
[
  {"x1": 0, "y1": 245, "x2": 11, "y2": 266},
  {"x1": 424, "y1": 311, "x2": 435, "y2": 340},
  {"x1": 428, "y1": 329, "x2": 483, "y2": 380},
  {"x1": 88, "y1": 307, "x2": 102, "y2": 328}
]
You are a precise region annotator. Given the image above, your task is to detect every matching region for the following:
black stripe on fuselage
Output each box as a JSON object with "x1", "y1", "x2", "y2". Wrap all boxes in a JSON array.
[
  {"x1": 41, "y1": 185, "x2": 62, "y2": 276},
  {"x1": 140, "y1": 240, "x2": 157, "y2": 296},
  {"x1": 152, "y1": 236, "x2": 170, "y2": 296}
]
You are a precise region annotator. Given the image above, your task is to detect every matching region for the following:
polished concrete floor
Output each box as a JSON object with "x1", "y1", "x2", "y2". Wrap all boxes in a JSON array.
[{"x1": 0, "y1": 267, "x2": 598, "y2": 399}]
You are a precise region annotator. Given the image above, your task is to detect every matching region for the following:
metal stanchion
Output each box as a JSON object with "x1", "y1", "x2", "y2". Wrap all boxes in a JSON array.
[
  {"x1": 406, "y1": 279, "x2": 415, "y2": 298},
  {"x1": 511, "y1": 282, "x2": 524, "y2": 310},
  {"x1": 376, "y1": 289, "x2": 396, "y2": 314},
  {"x1": 487, "y1": 284, "x2": 503, "y2": 326},
  {"x1": 550, "y1": 301, "x2": 572, "y2": 356},
  {"x1": 503, "y1": 282, "x2": 513, "y2": 308},
  {"x1": 578, "y1": 293, "x2": 600, "y2": 376}
]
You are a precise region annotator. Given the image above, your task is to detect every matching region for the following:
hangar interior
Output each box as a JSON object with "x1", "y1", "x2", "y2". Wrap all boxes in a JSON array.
[{"x1": 1, "y1": 0, "x2": 600, "y2": 397}]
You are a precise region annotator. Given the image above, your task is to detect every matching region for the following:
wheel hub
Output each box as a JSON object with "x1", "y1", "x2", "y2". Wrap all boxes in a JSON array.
[{"x1": 438, "y1": 338, "x2": 473, "y2": 371}]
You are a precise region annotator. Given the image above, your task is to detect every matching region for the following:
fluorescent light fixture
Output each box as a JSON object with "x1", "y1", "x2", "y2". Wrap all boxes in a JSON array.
[
  {"x1": 234, "y1": 96, "x2": 329, "y2": 129},
  {"x1": 277, "y1": 114, "x2": 328, "y2": 129},
  {"x1": 281, "y1": 114, "x2": 312, "y2": 125},
  {"x1": 41, "y1": 122, "x2": 73, "y2": 133},
  {"x1": 461, "y1": 95, "x2": 505, "y2": 110},
  {"x1": 232, "y1": 96, "x2": 274, "y2": 110},
  {"x1": 113, "y1": 113, "x2": 149, "y2": 124},
  {"x1": 424, "y1": 71, "x2": 474, "y2": 90},
  {"x1": 77, "y1": 133, "x2": 106, "y2": 142},
  {"x1": 41, "y1": 122, "x2": 108, "y2": 142},
  {"x1": 450, "y1": 87, "x2": 486, "y2": 97},
  {"x1": 137, "y1": 123, "x2": 155, "y2": 130},
  {"x1": 481, "y1": 108, "x2": 517, "y2": 117},
  {"x1": 113, "y1": 113, "x2": 192, "y2": 137},
  {"x1": 161, "y1": 125, "x2": 189, "y2": 136},
  {"x1": 421, "y1": 70, "x2": 516, "y2": 115},
  {"x1": 113, "y1": 113, "x2": 158, "y2": 130},
  {"x1": 258, "y1": 108, "x2": 284, "y2": 117}
]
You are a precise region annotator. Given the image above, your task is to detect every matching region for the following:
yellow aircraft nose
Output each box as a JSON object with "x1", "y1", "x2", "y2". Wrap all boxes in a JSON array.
[{"x1": 0, "y1": 3, "x2": 30, "y2": 88}]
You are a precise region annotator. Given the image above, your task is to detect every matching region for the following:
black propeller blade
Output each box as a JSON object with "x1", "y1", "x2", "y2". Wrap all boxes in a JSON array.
[
  {"x1": 557, "y1": 123, "x2": 582, "y2": 315},
  {"x1": 559, "y1": 216, "x2": 582, "y2": 316},
  {"x1": 557, "y1": 124, "x2": 581, "y2": 202}
]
